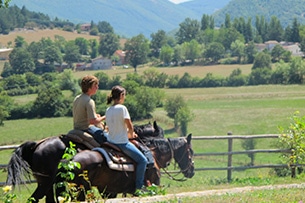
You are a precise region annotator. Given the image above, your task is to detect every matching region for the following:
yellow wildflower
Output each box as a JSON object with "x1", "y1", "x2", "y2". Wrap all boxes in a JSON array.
[{"x1": 2, "y1": 185, "x2": 12, "y2": 193}]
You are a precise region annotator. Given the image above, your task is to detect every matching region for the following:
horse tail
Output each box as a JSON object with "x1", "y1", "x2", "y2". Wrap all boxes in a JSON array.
[{"x1": 6, "y1": 141, "x2": 37, "y2": 187}]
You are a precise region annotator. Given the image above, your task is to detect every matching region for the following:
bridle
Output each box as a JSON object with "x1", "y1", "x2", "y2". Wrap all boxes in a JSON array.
[{"x1": 160, "y1": 138, "x2": 194, "y2": 181}]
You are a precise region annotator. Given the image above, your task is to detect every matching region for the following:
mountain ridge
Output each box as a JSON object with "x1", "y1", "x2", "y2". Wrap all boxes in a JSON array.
[
  {"x1": 8, "y1": 0, "x2": 305, "y2": 38},
  {"x1": 10, "y1": 0, "x2": 230, "y2": 37}
]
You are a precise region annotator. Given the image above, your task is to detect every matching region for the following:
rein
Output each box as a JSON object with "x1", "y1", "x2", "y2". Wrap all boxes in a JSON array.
[
  {"x1": 163, "y1": 138, "x2": 189, "y2": 181},
  {"x1": 136, "y1": 137, "x2": 192, "y2": 182}
]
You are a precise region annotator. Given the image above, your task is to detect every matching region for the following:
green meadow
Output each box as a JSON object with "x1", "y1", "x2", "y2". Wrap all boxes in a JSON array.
[{"x1": 1, "y1": 68, "x2": 305, "y2": 201}]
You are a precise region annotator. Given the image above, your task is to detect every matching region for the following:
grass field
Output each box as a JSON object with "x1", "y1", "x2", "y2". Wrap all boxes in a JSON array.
[
  {"x1": 1, "y1": 70, "x2": 305, "y2": 201},
  {"x1": 0, "y1": 28, "x2": 101, "y2": 48}
]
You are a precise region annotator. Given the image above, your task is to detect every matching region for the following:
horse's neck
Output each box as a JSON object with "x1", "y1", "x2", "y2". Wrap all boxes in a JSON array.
[{"x1": 150, "y1": 138, "x2": 174, "y2": 168}]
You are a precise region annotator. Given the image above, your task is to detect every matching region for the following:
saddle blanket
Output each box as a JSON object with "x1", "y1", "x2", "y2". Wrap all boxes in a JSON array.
[{"x1": 93, "y1": 147, "x2": 135, "y2": 172}]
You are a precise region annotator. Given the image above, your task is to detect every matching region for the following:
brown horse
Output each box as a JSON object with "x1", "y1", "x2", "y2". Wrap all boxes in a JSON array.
[
  {"x1": 55, "y1": 134, "x2": 194, "y2": 201},
  {"x1": 6, "y1": 121, "x2": 164, "y2": 203}
]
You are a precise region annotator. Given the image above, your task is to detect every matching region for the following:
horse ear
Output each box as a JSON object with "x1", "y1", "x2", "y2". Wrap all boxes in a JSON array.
[
  {"x1": 153, "y1": 121, "x2": 159, "y2": 132},
  {"x1": 186, "y1": 133, "x2": 192, "y2": 144}
]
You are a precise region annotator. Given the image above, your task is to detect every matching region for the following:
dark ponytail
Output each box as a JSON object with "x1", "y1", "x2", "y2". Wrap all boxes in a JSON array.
[{"x1": 107, "y1": 85, "x2": 125, "y2": 104}]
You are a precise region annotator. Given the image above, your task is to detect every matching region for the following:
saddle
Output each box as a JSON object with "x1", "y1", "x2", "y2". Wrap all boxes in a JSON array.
[
  {"x1": 94, "y1": 141, "x2": 155, "y2": 172},
  {"x1": 64, "y1": 131, "x2": 155, "y2": 172},
  {"x1": 64, "y1": 129, "x2": 101, "y2": 149},
  {"x1": 94, "y1": 142, "x2": 135, "y2": 171}
]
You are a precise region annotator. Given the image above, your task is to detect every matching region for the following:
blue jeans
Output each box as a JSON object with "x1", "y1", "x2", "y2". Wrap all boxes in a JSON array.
[
  {"x1": 116, "y1": 142, "x2": 148, "y2": 189},
  {"x1": 87, "y1": 126, "x2": 108, "y2": 143}
]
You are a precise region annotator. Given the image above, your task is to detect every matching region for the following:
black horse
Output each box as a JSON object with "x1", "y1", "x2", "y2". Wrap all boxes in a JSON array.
[
  {"x1": 134, "y1": 120, "x2": 164, "y2": 140},
  {"x1": 6, "y1": 121, "x2": 164, "y2": 203},
  {"x1": 55, "y1": 134, "x2": 194, "y2": 201}
]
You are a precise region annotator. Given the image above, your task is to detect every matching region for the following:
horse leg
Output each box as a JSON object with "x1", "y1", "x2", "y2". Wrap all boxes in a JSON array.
[
  {"x1": 45, "y1": 185, "x2": 56, "y2": 203},
  {"x1": 31, "y1": 176, "x2": 56, "y2": 203},
  {"x1": 101, "y1": 192, "x2": 117, "y2": 199}
]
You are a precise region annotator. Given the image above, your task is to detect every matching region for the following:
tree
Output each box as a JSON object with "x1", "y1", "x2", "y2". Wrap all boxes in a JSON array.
[
  {"x1": 218, "y1": 27, "x2": 244, "y2": 50},
  {"x1": 0, "y1": 92, "x2": 13, "y2": 125},
  {"x1": 14, "y1": 36, "x2": 27, "y2": 48},
  {"x1": 0, "y1": 0, "x2": 11, "y2": 8},
  {"x1": 175, "y1": 106, "x2": 193, "y2": 136},
  {"x1": 278, "y1": 112, "x2": 305, "y2": 177},
  {"x1": 160, "y1": 45, "x2": 173, "y2": 65},
  {"x1": 291, "y1": 18, "x2": 300, "y2": 43},
  {"x1": 176, "y1": 18, "x2": 200, "y2": 44},
  {"x1": 248, "y1": 68, "x2": 272, "y2": 85},
  {"x1": 27, "y1": 41, "x2": 44, "y2": 64},
  {"x1": 288, "y1": 57, "x2": 305, "y2": 84},
  {"x1": 74, "y1": 37, "x2": 89, "y2": 55},
  {"x1": 143, "y1": 68, "x2": 168, "y2": 88},
  {"x1": 271, "y1": 44, "x2": 286, "y2": 62},
  {"x1": 32, "y1": 86, "x2": 69, "y2": 117},
  {"x1": 230, "y1": 40, "x2": 245, "y2": 64},
  {"x1": 252, "y1": 52, "x2": 272, "y2": 70},
  {"x1": 255, "y1": 15, "x2": 269, "y2": 42},
  {"x1": 182, "y1": 39, "x2": 201, "y2": 63},
  {"x1": 44, "y1": 45, "x2": 63, "y2": 65},
  {"x1": 224, "y1": 13, "x2": 231, "y2": 28},
  {"x1": 124, "y1": 34, "x2": 150, "y2": 72},
  {"x1": 201, "y1": 14, "x2": 214, "y2": 31},
  {"x1": 9, "y1": 48, "x2": 35, "y2": 74},
  {"x1": 204, "y1": 42, "x2": 225, "y2": 63},
  {"x1": 89, "y1": 39, "x2": 98, "y2": 59},
  {"x1": 125, "y1": 87, "x2": 164, "y2": 119},
  {"x1": 150, "y1": 30, "x2": 167, "y2": 58},
  {"x1": 97, "y1": 21, "x2": 114, "y2": 34},
  {"x1": 245, "y1": 41, "x2": 257, "y2": 64},
  {"x1": 58, "y1": 69, "x2": 78, "y2": 94},
  {"x1": 1, "y1": 61, "x2": 13, "y2": 78},
  {"x1": 172, "y1": 44, "x2": 183, "y2": 66},
  {"x1": 99, "y1": 33, "x2": 120, "y2": 57},
  {"x1": 164, "y1": 95, "x2": 189, "y2": 129},
  {"x1": 268, "y1": 16, "x2": 284, "y2": 42},
  {"x1": 63, "y1": 41, "x2": 81, "y2": 68}
]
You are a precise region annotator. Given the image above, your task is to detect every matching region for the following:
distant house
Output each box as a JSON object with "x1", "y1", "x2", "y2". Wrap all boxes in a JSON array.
[
  {"x1": 255, "y1": 40, "x2": 304, "y2": 57},
  {"x1": 80, "y1": 23, "x2": 91, "y2": 31},
  {"x1": 91, "y1": 57, "x2": 112, "y2": 70},
  {"x1": 281, "y1": 42, "x2": 304, "y2": 57},
  {"x1": 265, "y1": 40, "x2": 279, "y2": 50},
  {"x1": 55, "y1": 63, "x2": 69, "y2": 72},
  {"x1": 0, "y1": 48, "x2": 13, "y2": 60},
  {"x1": 75, "y1": 63, "x2": 89, "y2": 71},
  {"x1": 113, "y1": 50, "x2": 126, "y2": 65}
]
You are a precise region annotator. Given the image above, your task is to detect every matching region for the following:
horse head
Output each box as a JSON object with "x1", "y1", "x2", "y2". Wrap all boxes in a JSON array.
[
  {"x1": 134, "y1": 121, "x2": 164, "y2": 140},
  {"x1": 168, "y1": 134, "x2": 195, "y2": 178}
]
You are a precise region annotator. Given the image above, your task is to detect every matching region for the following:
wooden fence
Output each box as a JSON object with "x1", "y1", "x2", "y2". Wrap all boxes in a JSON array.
[
  {"x1": 192, "y1": 133, "x2": 292, "y2": 182},
  {"x1": 0, "y1": 133, "x2": 292, "y2": 186}
]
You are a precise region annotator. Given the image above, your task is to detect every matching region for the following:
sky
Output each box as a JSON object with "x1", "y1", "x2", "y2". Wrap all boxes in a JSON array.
[{"x1": 168, "y1": 0, "x2": 193, "y2": 4}]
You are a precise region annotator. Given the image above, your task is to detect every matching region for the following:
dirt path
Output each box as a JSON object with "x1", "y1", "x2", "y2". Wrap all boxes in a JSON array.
[{"x1": 105, "y1": 183, "x2": 305, "y2": 203}]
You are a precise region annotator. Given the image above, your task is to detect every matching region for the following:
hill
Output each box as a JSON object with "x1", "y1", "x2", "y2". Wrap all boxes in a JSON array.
[
  {"x1": 213, "y1": 0, "x2": 305, "y2": 27},
  {"x1": 9, "y1": 0, "x2": 305, "y2": 38},
  {"x1": 181, "y1": 0, "x2": 230, "y2": 15},
  {"x1": 10, "y1": 0, "x2": 199, "y2": 38}
]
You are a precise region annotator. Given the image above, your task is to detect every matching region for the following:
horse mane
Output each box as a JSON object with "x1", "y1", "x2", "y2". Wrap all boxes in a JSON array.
[
  {"x1": 168, "y1": 137, "x2": 185, "y2": 149},
  {"x1": 148, "y1": 138, "x2": 171, "y2": 154}
]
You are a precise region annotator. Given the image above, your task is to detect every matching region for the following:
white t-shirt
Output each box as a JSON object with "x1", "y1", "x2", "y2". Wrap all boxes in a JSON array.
[{"x1": 105, "y1": 104, "x2": 130, "y2": 144}]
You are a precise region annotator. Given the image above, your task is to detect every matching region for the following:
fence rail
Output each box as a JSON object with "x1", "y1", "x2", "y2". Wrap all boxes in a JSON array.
[{"x1": 0, "y1": 133, "x2": 291, "y2": 186}]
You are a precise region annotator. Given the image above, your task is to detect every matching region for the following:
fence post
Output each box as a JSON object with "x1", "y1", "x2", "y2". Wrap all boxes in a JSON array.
[{"x1": 227, "y1": 131, "x2": 233, "y2": 182}]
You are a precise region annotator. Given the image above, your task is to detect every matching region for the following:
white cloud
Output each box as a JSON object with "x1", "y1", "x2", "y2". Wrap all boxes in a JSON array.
[{"x1": 168, "y1": 0, "x2": 193, "y2": 4}]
